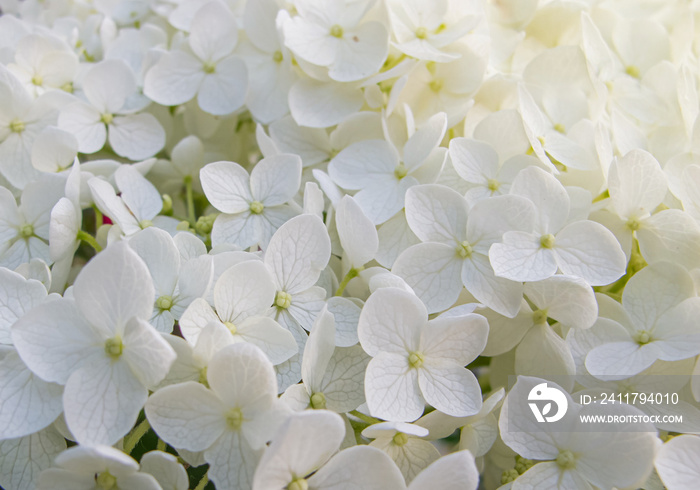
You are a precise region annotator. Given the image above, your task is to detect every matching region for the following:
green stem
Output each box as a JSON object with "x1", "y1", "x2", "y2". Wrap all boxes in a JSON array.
[
  {"x1": 349, "y1": 410, "x2": 380, "y2": 425},
  {"x1": 123, "y1": 419, "x2": 150, "y2": 455},
  {"x1": 156, "y1": 439, "x2": 167, "y2": 452},
  {"x1": 93, "y1": 207, "x2": 103, "y2": 231},
  {"x1": 335, "y1": 267, "x2": 363, "y2": 297},
  {"x1": 184, "y1": 176, "x2": 196, "y2": 226},
  {"x1": 77, "y1": 230, "x2": 102, "y2": 253},
  {"x1": 194, "y1": 472, "x2": 209, "y2": 490}
]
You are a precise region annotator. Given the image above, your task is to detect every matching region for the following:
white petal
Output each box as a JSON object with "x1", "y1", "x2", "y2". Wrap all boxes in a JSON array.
[
  {"x1": 554, "y1": 220, "x2": 626, "y2": 286},
  {"x1": 207, "y1": 342, "x2": 278, "y2": 410},
  {"x1": 12, "y1": 298, "x2": 103, "y2": 384},
  {"x1": 302, "y1": 306, "x2": 335, "y2": 391},
  {"x1": 88, "y1": 177, "x2": 140, "y2": 235},
  {"x1": 0, "y1": 349, "x2": 63, "y2": 439},
  {"x1": 308, "y1": 446, "x2": 405, "y2": 490},
  {"x1": 392, "y1": 242, "x2": 463, "y2": 314},
  {"x1": 358, "y1": 287, "x2": 425, "y2": 357},
  {"x1": 461, "y1": 253, "x2": 523, "y2": 318},
  {"x1": 0, "y1": 267, "x2": 46, "y2": 344},
  {"x1": 515, "y1": 323, "x2": 576, "y2": 390},
  {"x1": 122, "y1": 317, "x2": 176, "y2": 389},
  {"x1": 200, "y1": 161, "x2": 252, "y2": 213},
  {"x1": 197, "y1": 57, "x2": 248, "y2": 116},
  {"x1": 205, "y1": 430, "x2": 260, "y2": 490},
  {"x1": 143, "y1": 51, "x2": 204, "y2": 107},
  {"x1": 289, "y1": 78, "x2": 364, "y2": 128},
  {"x1": 510, "y1": 166, "x2": 569, "y2": 234},
  {"x1": 320, "y1": 344, "x2": 370, "y2": 413},
  {"x1": 328, "y1": 139, "x2": 397, "y2": 190},
  {"x1": 57, "y1": 102, "x2": 105, "y2": 154},
  {"x1": 325, "y1": 296, "x2": 361, "y2": 347},
  {"x1": 252, "y1": 410, "x2": 345, "y2": 489},
  {"x1": 655, "y1": 435, "x2": 700, "y2": 490},
  {"x1": 421, "y1": 314, "x2": 488, "y2": 366},
  {"x1": 237, "y1": 316, "x2": 299, "y2": 365},
  {"x1": 250, "y1": 154, "x2": 302, "y2": 206},
  {"x1": 128, "y1": 227, "x2": 180, "y2": 297},
  {"x1": 214, "y1": 260, "x2": 276, "y2": 324},
  {"x1": 109, "y1": 113, "x2": 165, "y2": 161},
  {"x1": 448, "y1": 138, "x2": 499, "y2": 184},
  {"x1": 146, "y1": 381, "x2": 226, "y2": 451},
  {"x1": 189, "y1": 2, "x2": 237, "y2": 62},
  {"x1": 328, "y1": 21, "x2": 389, "y2": 82},
  {"x1": 64, "y1": 360, "x2": 147, "y2": 445},
  {"x1": 115, "y1": 166, "x2": 162, "y2": 223},
  {"x1": 405, "y1": 184, "x2": 466, "y2": 243},
  {"x1": 365, "y1": 351, "x2": 423, "y2": 422},
  {"x1": 73, "y1": 241, "x2": 154, "y2": 334},
  {"x1": 638, "y1": 209, "x2": 700, "y2": 269},
  {"x1": 489, "y1": 231, "x2": 558, "y2": 282},
  {"x1": 83, "y1": 59, "x2": 136, "y2": 113},
  {"x1": 523, "y1": 275, "x2": 598, "y2": 329},
  {"x1": 264, "y1": 214, "x2": 331, "y2": 294},
  {"x1": 140, "y1": 451, "x2": 189, "y2": 490},
  {"x1": 0, "y1": 426, "x2": 66, "y2": 490},
  {"x1": 408, "y1": 450, "x2": 479, "y2": 490},
  {"x1": 419, "y1": 362, "x2": 482, "y2": 417},
  {"x1": 335, "y1": 195, "x2": 378, "y2": 268}
]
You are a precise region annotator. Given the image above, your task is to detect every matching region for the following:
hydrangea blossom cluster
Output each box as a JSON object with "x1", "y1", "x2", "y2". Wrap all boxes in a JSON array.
[{"x1": 1, "y1": 0, "x2": 700, "y2": 489}]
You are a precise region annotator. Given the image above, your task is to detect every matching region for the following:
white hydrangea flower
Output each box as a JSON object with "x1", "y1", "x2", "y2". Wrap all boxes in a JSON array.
[
  {"x1": 252, "y1": 410, "x2": 405, "y2": 490},
  {"x1": 393, "y1": 184, "x2": 534, "y2": 316},
  {"x1": 358, "y1": 287, "x2": 488, "y2": 421},
  {"x1": 281, "y1": 0, "x2": 389, "y2": 82},
  {"x1": 146, "y1": 343, "x2": 290, "y2": 490},
  {"x1": 58, "y1": 59, "x2": 165, "y2": 160},
  {"x1": 490, "y1": 166, "x2": 627, "y2": 285},
  {"x1": 362, "y1": 421, "x2": 440, "y2": 483},
  {"x1": 281, "y1": 306, "x2": 369, "y2": 413},
  {"x1": 585, "y1": 262, "x2": 700, "y2": 379},
  {"x1": 179, "y1": 259, "x2": 297, "y2": 365},
  {"x1": 500, "y1": 376, "x2": 657, "y2": 490},
  {"x1": 201, "y1": 154, "x2": 302, "y2": 249},
  {"x1": 12, "y1": 242, "x2": 176, "y2": 445},
  {"x1": 144, "y1": 2, "x2": 248, "y2": 116},
  {"x1": 35, "y1": 444, "x2": 160, "y2": 490},
  {"x1": 328, "y1": 112, "x2": 447, "y2": 224}
]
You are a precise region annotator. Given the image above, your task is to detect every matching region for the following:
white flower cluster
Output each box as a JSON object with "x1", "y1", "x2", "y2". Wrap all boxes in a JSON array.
[{"x1": 1, "y1": 0, "x2": 700, "y2": 489}]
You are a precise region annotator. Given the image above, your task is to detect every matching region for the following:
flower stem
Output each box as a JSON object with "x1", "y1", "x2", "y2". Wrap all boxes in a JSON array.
[
  {"x1": 335, "y1": 267, "x2": 363, "y2": 297},
  {"x1": 123, "y1": 418, "x2": 150, "y2": 455},
  {"x1": 349, "y1": 409, "x2": 380, "y2": 425},
  {"x1": 77, "y1": 230, "x2": 102, "y2": 253},
  {"x1": 194, "y1": 472, "x2": 209, "y2": 490}
]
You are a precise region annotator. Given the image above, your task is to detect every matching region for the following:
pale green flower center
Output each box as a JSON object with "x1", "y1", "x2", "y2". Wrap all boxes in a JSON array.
[
  {"x1": 9, "y1": 119, "x2": 25, "y2": 133},
  {"x1": 139, "y1": 219, "x2": 153, "y2": 229},
  {"x1": 415, "y1": 27, "x2": 428, "y2": 39},
  {"x1": 553, "y1": 123, "x2": 566, "y2": 133},
  {"x1": 487, "y1": 179, "x2": 500, "y2": 191},
  {"x1": 394, "y1": 163, "x2": 408, "y2": 180},
  {"x1": 540, "y1": 234, "x2": 556, "y2": 249},
  {"x1": 225, "y1": 407, "x2": 244, "y2": 430},
  {"x1": 272, "y1": 50, "x2": 283, "y2": 63},
  {"x1": 100, "y1": 113, "x2": 114, "y2": 125},
  {"x1": 330, "y1": 24, "x2": 344, "y2": 38},
  {"x1": 156, "y1": 295, "x2": 173, "y2": 310},
  {"x1": 456, "y1": 240, "x2": 473, "y2": 259},
  {"x1": 555, "y1": 449, "x2": 576, "y2": 469},
  {"x1": 61, "y1": 82, "x2": 74, "y2": 93},
  {"x1": 501, "y1": 468, "x2": 519, "y2": 484},
  {"x1": 515, "y1": 455, "x2": 535, "y2": 474},
  {"x1": 310, "y1": 392, "x2": 326, "y2": 409},
  {"x1": 250, "y1": 200, "x2": 265, "y2": 214},
  {"x1": 635, "y1": 330, "x2": 652, "y2": 345},
  {"x1": 199, "y1": 366, "x2": 209, "y2": 387},
  {"x1": 224, "y1": 321, "x2": 237, "y2": 335},
  {"x1": 203, "y1": 61, "x2": 216, "y2": 74},
  {"x1": 392, "y1": 432, "x2": 409, "y2": 446},
  {"x1": 31, "y1": 74, "x2": 43, "y2": 86},
  {"x1": 626, "y1": 217, "x2": 641, "y2": 231},
  {"x1": 625, "y1": 65, "x2": 640, "y2": 78},
  {"x1": 275, "y1": 291, "x2": 292, "y2": 309},
  {"x1": 19, "y1": 223, "x2": 34, "y2": 238},
  {"x1": 532, "y1": 309, "x2": 548, "y2": 325},
  {"x1": 408, "y1": 351, "x2": 424, "y2": 369},
  {"x1": 288, "y1": 477, "x2": 309, "y2": 490},
  {"x1": 95, "y1": 470, "x2": 118, "y2": 489},
  {"x1": 105, "y1": 336, "x2": 123, "y2": 359},
  {"x1": 429, "y1": 78, "x2": 443, "y2": 92}
]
